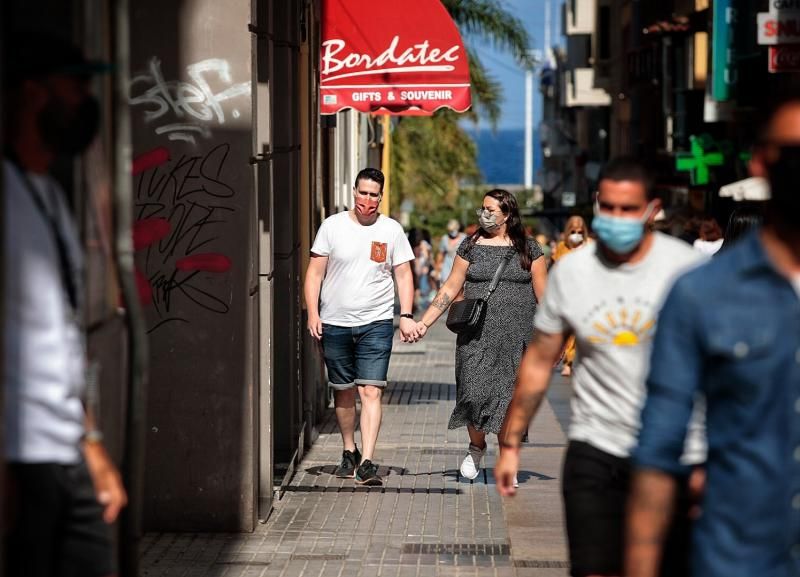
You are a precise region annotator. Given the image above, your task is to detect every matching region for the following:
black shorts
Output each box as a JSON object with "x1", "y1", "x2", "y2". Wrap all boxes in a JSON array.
[
  {"x1": 5, "y1": 460, "x2": 115, "y2": 577},
  {"x1": 562, "y1": 440, "x2": 691, "y2": 577}
]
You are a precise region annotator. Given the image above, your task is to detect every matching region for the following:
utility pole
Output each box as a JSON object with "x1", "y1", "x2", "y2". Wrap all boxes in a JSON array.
[
  {"x1": 524, "y1": 0, "x2": 552, "y2": 190},
  {"x1": 524, "y1": 67, "x2": 533, "y2": 189},
  {"x1": 545, "y1": 0, "x2": 551, "y2": 53}
]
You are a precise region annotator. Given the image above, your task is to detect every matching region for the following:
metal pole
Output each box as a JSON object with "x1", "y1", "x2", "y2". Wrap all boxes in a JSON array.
[
  {"x1": 524, "y1": 69, "x2": 533, "y2": 189},
  {"x1": 113, "y1": 0, "x2": 150, "y2": 574},
  {"x1": 380, "y1": 115, "x2": 392, "y2": 216},
  {"x1": 545, "y1": 0, "x2": 551, "y2": 52}
]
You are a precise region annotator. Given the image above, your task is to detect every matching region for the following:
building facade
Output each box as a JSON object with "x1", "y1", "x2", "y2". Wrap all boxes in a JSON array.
[
  {"x1": 550, "y1": 0, "x2": 788, "y2": 222},
  {"x1": 2, "y1": 0, "x2": 383, "y2": 572}
]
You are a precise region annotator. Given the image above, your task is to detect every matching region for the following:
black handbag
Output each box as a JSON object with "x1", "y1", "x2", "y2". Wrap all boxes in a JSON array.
[{"x1": 445, "y1": 249, "x2": 514, "y2": 335}]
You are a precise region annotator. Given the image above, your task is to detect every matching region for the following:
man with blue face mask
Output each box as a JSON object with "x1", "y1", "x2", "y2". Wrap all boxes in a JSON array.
[{"x1": 495, "y1": 157, "x2": 706, "y2": 577}]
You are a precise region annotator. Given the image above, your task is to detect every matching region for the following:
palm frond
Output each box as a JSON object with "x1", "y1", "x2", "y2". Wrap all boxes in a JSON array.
[
  {"x1": 466, "y1": 47, "x2": 502, "y2": 126},
  {"x1": 442, "y1": 0, "x2": 534, "y2": 67}
]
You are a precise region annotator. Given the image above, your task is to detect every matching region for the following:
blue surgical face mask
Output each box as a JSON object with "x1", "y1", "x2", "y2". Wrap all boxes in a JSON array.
[{"x1": 592, "y1": 202, "x2": 655, "y2": 255}]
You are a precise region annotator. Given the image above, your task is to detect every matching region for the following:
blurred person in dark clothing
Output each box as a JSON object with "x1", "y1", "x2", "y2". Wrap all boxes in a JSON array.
[
  {"x1": 627, "y1": 96, "x2": 800, "y2": 577},
  {"x1": 722, "y1": 205, "x2": 763, "y2": 249},
  {"x1": 3, "y1": 32, "x2": 126, "y2": 576}
]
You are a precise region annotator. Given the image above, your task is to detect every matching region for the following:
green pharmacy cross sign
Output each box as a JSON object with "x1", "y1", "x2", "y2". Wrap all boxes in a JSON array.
[{"x1": 676, "y1": 135, "x2": 725, "y2": 185}]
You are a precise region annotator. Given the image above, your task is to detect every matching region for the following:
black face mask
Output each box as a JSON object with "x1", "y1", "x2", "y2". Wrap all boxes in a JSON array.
[{"x1": 38, "y1": 93, "x2": 100, "y2": 156}]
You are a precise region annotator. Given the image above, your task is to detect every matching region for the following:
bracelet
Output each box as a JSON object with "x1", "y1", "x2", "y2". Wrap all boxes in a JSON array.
[
  {"x1": 399, "y1": 313, "x2": 414, "y2": 319},
  {"x1": 82, "y1": 429, "x2": 104, "y2": 444}
]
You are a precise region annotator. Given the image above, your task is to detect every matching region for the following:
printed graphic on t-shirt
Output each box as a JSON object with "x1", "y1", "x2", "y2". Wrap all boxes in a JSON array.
[
  {"x1": 371, "y1": 241, "x2": 388, "y2": 263},
  {"x1": 583, "y1": 297, "x2": 656, "y2": 347}
]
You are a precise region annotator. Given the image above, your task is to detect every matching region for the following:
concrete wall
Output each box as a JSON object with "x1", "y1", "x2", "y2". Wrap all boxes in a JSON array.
[{"x1": 128, "y1": 0, "x2": 257, "y2": 531}]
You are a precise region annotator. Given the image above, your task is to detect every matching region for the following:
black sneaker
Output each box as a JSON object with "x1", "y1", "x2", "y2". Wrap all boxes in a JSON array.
[
  {"x1": 355, "y1": 459, "x2": 383, "y2": 486},
  {"x1": 334, "y1": 447, "x2": 361, "y2": 478}
]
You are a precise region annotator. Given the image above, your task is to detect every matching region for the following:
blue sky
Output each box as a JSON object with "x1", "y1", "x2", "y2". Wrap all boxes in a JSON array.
[{"x1": 463, "y1": 0, "x2": 560, "y2": 130}]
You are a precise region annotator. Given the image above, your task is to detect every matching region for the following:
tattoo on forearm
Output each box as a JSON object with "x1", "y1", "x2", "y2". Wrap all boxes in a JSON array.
[
  {"x1": 431, "y1": 292, "x2": 452, "y2": 311},
  {"x1": 506, "y1": 391, "x2": 545, "y2": 443}
]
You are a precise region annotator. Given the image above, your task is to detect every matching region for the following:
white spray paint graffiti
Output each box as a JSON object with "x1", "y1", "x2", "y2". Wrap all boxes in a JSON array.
[{"x1": 130, "y1": 57, "x2": 250, "y2": 144}]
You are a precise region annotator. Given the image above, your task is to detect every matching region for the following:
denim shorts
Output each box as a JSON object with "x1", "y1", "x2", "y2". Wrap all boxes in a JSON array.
[{"x1": 322, "y1": 319, "x2": 394, "y2": 389}]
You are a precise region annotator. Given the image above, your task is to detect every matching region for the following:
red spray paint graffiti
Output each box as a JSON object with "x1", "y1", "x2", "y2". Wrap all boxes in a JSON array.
[{"x1": 132, "y1": 145, "x2": 235, "y2": 332}]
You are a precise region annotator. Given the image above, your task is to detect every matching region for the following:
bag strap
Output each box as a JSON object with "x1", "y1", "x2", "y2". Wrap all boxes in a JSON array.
[{"x1": 482, "y1": 248, "x2": 515, "y2": 301}]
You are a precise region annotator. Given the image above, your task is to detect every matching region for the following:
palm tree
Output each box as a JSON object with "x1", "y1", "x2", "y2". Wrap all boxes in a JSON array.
[
  {"x1": 393, "y1": 0, "x2": 532, "y2": 213},
  {"x1": 444, "y1": 0, "x2": 534, "y2": 124}
]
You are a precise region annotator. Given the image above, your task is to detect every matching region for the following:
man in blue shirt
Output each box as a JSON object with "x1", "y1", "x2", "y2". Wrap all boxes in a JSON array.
[{"x1": 627, "y1": 96, "x2": 800, "y2": 577}]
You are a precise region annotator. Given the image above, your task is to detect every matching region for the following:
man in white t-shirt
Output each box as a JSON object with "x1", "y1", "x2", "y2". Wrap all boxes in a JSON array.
[
  {"x1": 495, "y1": 158, "x2": 705, "y2": 577},
  {"x1": 304, "y1": 168, "x2": 417, "y2": 487}
]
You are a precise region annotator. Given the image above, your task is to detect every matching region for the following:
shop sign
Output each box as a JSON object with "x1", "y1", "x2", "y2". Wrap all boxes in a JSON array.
[
  {"x1": 771, "y1": 0, "x2": 800, "y2": 12},
  {"x1": 712, "y1": 0, "x2": 737, "y2": 101},
  {"x1": 320, "y1": 0, "x2": 471, "y2": 115},
  {"x1": 769, "y1": 45, "x2": 800, "y2": 71},
  {"x1": 676, "y1": 135, "x2": 724, "y2": 186},
  {"x1": 757, "y1": 11, "x2": 800, "y2": 44}
]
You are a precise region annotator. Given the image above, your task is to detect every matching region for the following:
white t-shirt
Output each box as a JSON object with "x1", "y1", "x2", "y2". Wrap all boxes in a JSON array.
[
  {"x1": 535, "y1": 232, "x2": 707, "y2": 462},
  {"x1": 311, "y1": 211, "x2": 415, "y2": 327},
  {"x1": 3, "y1": 160, "x2": 86, "y2": 464}
]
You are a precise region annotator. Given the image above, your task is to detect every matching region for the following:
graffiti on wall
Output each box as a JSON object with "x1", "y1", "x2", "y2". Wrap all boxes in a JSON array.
[
  {"x1": 129, "y1": 56, "x2": 250, "y2": 333},
  {"x1": 130, "y1": 57, "x2": 250, "y2": 145},
  {"x1": 132, "y1": 143, "x2": 237, "y2": 333}
]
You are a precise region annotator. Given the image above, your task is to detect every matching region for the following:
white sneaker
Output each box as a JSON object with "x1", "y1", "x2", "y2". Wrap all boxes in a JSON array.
[
  {"x1": 460, "y1": 444, "x2": 486, "y2": 480},
  {"x1": 513, "y1": 475, "x2": 519, "y2": 488}
]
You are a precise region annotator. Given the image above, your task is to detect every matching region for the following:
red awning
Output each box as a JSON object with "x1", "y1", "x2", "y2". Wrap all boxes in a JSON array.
[{"x1": 320, "y1": 0, "x2": 472, "y2": 116}]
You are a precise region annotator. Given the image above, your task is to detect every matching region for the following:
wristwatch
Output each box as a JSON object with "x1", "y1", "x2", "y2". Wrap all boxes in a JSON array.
[
  {"x1": 399, "y1": 313, "x2": 414, "y2": 319},
  {"x1": 82, "y1": 430, "x2": 105, "y2": 444}
]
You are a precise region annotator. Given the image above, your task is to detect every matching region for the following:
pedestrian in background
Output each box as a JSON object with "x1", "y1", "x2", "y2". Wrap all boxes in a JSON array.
[
  {"x1": 496, "y1": 158, "x2": 706, "y2": 577},
  {"x1": 534, "y1": 233, "x2": 553, "y2": 267},
  {"x1": 3, "y1": 31, "x2": 127, "y2": 576},
  {"x1": 414, "y1": 189, "x2": 547, "y2": 482},
  {"x1": 722, "y1": 205, "x2": 763, "y2": 249},
  {"x1": 304, "y1": 168, "x2": 418, "y2": 487},
  {"x1": 409, "y1": 228, "x2": 434, "y2": 310},
  {"x1": 692, "y1": 217, "x2": 724, "y2": 255},
  {"x1": 627, "y1": 95, "x2": 800, "y2": 577},
  {"x1": 552, "y1": 216, "x2": 592, "y2": 377},
  {"x1": 435, "y1": 219, "x2": 467, "y2": 285},
  {"x1": 553, "y1": 215, "x2": 591, "y2": 261}
]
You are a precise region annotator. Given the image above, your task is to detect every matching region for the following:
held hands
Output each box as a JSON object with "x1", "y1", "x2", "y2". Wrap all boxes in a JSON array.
[
  {"x1": 399, "y1": 318, "x2": 431, "y2": 343},
  {"x1": 494, "y1": 447, "x2": 520, "y2": 497},
  {"x1": 399, "y1": 317, "x2": 421, "y2": 343}
]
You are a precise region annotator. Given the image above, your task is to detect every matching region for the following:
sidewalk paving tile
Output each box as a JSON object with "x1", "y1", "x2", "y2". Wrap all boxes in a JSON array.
[{"x1": 141, "y1": 323, "x2": 570, "y2": 576}]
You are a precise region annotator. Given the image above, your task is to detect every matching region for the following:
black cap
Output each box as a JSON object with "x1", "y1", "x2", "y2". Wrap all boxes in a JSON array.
[{"x1": 4, "y1": 30, "x2": 111, "y2": 87}]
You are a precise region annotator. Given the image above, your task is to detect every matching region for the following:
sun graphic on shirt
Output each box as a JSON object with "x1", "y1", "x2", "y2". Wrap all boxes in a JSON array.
[{"x1": 587, "y1": 308, "x2": 655, "y2": 347}]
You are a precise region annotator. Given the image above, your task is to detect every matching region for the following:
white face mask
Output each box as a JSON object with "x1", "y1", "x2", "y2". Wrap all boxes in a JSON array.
[{"x1": 568, "y1": 233, "x2": 584, "y2": 245}]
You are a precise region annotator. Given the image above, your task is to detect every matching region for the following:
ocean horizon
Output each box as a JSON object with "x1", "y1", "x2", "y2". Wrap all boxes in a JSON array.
[{"x1": 466, "y1": 127, "x2": 541, "y2": 186}]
